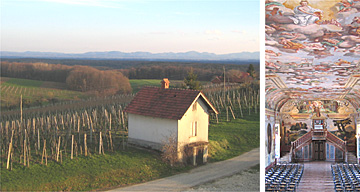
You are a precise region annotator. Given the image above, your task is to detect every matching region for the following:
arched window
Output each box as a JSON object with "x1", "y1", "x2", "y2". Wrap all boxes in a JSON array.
[{"x1": 267, "y1": 123, "x2": 272, "y2": 154}]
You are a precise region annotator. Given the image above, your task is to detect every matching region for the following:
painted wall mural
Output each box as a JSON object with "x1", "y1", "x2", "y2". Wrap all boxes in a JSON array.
[{"x1": 279, "y1": 98, "x2": 356, "y2": 144}]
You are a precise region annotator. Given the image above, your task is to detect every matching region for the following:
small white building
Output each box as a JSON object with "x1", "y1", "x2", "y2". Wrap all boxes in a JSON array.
[{"x1": 124, "y1": 79, "x2": 218, "y2": 164}]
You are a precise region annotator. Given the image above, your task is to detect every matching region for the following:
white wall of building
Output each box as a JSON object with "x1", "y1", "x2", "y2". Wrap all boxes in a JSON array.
[
  {"x1": 178, "y1": 98, "x2": 209, "y2": 150},
  {"x1": 128, "y1": 96, "x2": 211, "y2": 160},
  {"x1": 128, "y1": 113, "x2": 178, "y2": 149},
  {"x1": 265, "y1": 111, "x2": 276, "y2": 168}
]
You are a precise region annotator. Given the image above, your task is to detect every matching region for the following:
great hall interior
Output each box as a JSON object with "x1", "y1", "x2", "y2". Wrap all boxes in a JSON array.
[{"x1": 265, "y1": 0, "x2": 360, "y2": 191}]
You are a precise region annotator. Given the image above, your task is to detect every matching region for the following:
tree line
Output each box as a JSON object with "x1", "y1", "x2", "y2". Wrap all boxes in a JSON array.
[
  {"x1": 119, "y1": 64, "x2": 258, "y2": 81},
  {"x1": 1, "y1": 62, "x2": 132, "y2": 95},
  {"x1": 2, "y1": 58, "x2": 259, "y2": 81}
]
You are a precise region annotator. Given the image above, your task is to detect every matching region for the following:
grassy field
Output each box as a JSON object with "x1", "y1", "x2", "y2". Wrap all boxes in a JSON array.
[
  {"x1": 1, "y1": 77, "x2": 86, "y2": 111},
  {"x1": 0, "y1": 114, "x2": 259, "y2": 191},
  {"x1": 1, "y1": 77, "x2": 259, "y2": 191},
  {"x1": 1, "y1": 148, "x2": 190, "y2": 191},
  {"x1": 1, "y1": 78, "x2": 184, "y2": 110},
  {"x1": 1, "y1": 78, "x2": 209, "y2": 111},
  {"x1": 208, "y1": 114, "x2": 260, "y2": 162},
  {"x1": 129, "y1": 79, "x2": 185, "y2": 92},
  {"x1": 129, "y1": 79, "x2": 163, "y2": 92}
]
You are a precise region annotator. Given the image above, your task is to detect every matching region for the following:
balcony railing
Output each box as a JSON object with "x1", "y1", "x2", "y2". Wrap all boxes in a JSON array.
[{"x1": 291, "y1": 129, "x2": 346, "y2": 158}]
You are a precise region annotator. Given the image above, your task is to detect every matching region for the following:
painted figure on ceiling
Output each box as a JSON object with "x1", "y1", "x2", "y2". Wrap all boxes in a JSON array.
[
  {"x1": 348, "y1": 16, "x2": 360, "y2": 36},
  {"x1": 278, "y1": 35, "x2": 306, "y2": 52},
  {"x1": 289, "y1": 0, "x2": 323, "y2": 26},
  {"x1": 338, "y1": 0, "x2": 354, "y2": 12}
]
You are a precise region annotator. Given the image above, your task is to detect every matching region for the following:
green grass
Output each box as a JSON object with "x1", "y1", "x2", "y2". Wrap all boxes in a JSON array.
[
  {"x1": 208, "y1": 114, "x2": 260, "y2": 162},
  {"x1": 4, "y1": 78, "x2": 44, "y2": 87},
  {"x1": 1, "y1": 148, "x2": 190, "y2": 191},
  {"x1": 0, "y1": 105, "x2": 259, "y2": 191},
  {"x1": 129, "y1": 79, "x2": 201, "y2": 92},
  {"x1": 130, "y1": 79, "x2": 163, "y2": 92}
]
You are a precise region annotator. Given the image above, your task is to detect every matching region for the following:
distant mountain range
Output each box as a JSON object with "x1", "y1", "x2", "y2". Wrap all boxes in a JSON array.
[{"x1": 1, "y1": 51, "x2": 259, "y2": 61}]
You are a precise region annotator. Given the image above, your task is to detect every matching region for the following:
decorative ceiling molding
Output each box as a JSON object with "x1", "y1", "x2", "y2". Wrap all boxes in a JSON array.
[
  {"x1": 266, "y1": 74, "x2": 287, "y2": 89},
  {"x1": 344, "y1": 74, "x2": 360, "y2": 88},
  {"x1": 340, "y1": 74, "x2": 360, "y2": 99}
]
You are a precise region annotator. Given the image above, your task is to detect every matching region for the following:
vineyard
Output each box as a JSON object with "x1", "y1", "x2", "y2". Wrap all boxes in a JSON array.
[
  {"x1": 0, "y1": 83, "x2": 259, "y2": 172},
  {"x1": 1, "y1": 78, "x2": 86, "y2": 111}
]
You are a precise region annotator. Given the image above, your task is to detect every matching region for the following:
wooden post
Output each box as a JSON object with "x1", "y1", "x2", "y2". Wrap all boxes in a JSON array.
[
  {"x1": 71, "y1": 135, "x2": 74, "y2": 159},
  {"x1": 109, "y1": 130, "x2": 113, "y2": 151},
  {"x1": 122, "y1": 132, "x2": 126, "y2": 150},
  {"x1": 223, "y1": 66, "x2": 226, "y2": 102},
  {"x1": 27, "y1": 140, "x2": 30, "y2": 167},
  {"x1": 41, "y1": 139, "x2": 47, "y2": 165},
  {"x1": 99, "y1": 132, "x2": 102, "y2": 154},
  {"x1": 238, "y1": 98, "x2": 243, "y2": 118},
  {"x1": 84, "y1": 133, "x2": 87, "y2": 156},
  {"x1": 24, "y1": 138, "x2": 27, "y2": 166},
  {"x1": 37, "y1": 128, "x2": 40, "y2": 151},
  {"x1": 76, "y1": 141, "x2": 78, "y2": 157},
  {"x1": 226, "y1": 106, "x2": 229, "y2": 121},
  {"x1": 6, "y1": 129, "x2": 14, "y2": 170},
  {"x1": 56, "y1": 136, "x2": 61, "y2": 162},
  {"x1": 20, "y1": 95, "x2": 23, "y2": 125},
  {"x1": 229, "y1": 106, "x2": 236, "y2": 120}
]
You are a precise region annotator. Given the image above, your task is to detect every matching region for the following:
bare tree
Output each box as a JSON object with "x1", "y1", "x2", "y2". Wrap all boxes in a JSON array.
[{"x1": 160, "y1": 133, "x2": 179, "y2": 166}]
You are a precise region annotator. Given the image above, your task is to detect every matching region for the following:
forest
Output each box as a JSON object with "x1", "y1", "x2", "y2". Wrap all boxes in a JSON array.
[
  {"x1": 1, "y1": 62, "x2": 132, "y2": 95},
  {"x1": 1, "y1": 58, "x2": 259, "y2": 81}
]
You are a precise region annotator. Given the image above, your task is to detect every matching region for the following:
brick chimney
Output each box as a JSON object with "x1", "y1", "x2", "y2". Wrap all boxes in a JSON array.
[{"x1": 161, "y1": 78, "x2": 170, "y2": 89}]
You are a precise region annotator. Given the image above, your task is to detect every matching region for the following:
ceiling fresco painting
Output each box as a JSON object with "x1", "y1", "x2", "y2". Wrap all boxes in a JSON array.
[{"x1": 266, "y1": 0, "x2": 360, "y2": 110}]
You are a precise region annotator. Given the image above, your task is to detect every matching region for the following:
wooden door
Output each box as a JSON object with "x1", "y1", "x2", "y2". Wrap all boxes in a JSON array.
[
  {"x1": 314, "y1": 141, "x2": 325, "y2": 160},
  {"x1": 196, "y1": 148, "x2": 204, "y2": 165}
]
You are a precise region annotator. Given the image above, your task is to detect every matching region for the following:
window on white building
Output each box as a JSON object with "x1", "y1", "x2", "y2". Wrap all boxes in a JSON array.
[
  {"x1": 191, "y1": 121, "x2": 198, "y2": 137},
  {"x1": 192, "y1": 102, "x2": 197, "y2": 111}
]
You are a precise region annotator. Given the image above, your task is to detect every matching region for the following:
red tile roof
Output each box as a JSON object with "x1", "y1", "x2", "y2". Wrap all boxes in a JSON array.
[{"x1": 124, "y1": 87, "x2": 217, "y2": 120}]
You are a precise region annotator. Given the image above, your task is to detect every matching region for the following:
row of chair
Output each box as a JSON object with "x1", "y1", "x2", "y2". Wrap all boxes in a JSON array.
[
  {"x1": 265, "y1": 163, "x2": 304, "y2": 191},
  {"x1": 332, "y1": 164, "x2": 360, "y2": 191}
]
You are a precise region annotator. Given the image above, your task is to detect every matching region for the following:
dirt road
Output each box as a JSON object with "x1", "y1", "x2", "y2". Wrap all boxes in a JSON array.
[{"x1": 108, "y1": 147, "x2": 259, "y2": 192}]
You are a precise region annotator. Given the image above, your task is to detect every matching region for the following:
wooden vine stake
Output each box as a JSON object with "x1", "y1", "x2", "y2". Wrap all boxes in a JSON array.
[
  {"x1": 226, "y1": 106, "x2": 229, "y2": 122},
  {"x1": 71, "y1": 135, "x2": 74, "y2": 159},
  {"x1": 41, "y1": 139, "x2": 47, "y2": 165},
  {"x1": 56, "y1": 136, "x2": 61, "y2": 162},
  {"x1": 109, "y1": 114, "x2": 113, "y2": 151},
  {"x1": 6, "y1": 129, "x2": 14, "y2": 170},
  {"x1": 84, "y1": 133, "x2": 88, "y2": 156},
  {"x1": 36, "y1": 119, "x2": 40, "y2": 151},
  {"x1": 24, "y1": 132, "x2": 27, "y2": 166},
  {"x1": 229, "y1": 106, "x2": 236, "y2": 120},
  {"x1": 99, "y1": 132, "x2": 102, "y2": 154}
]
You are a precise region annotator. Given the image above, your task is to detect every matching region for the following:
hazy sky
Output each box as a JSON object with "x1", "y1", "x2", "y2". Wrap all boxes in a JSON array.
[{"x1": 1, "y1": 0, "x2": 260, "y2": 54}]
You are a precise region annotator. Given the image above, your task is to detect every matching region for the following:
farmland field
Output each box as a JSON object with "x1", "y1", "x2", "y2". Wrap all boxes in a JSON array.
[
  {"x1": 1, "y1": 78, "x2": 199, "y2": 111},
  {"x1": 0, "y1": 76, "x2": 259, "y2": 191},
  {"x1": 1, "y1": 77, "x2": 86, "y2": 111},
  {"x1": 0, "y1": 114, "x2": 259, "y2": 191},
  {"x1": 129, "y1": 79, "x2": 186, "y2": 92}
]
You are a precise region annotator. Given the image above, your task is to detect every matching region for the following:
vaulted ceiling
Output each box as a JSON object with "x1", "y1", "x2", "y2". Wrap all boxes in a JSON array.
[{"x1": 265, "y1": 0, "x2": 360, "y2": 112}]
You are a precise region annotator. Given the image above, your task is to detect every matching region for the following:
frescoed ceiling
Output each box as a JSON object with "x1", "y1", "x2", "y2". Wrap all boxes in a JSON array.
[{"x1": 265, "y1": 0, "x2": 360, "y2": 111}]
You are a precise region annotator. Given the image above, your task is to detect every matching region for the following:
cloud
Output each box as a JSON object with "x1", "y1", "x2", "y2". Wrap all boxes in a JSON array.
[
  {"x1": 148, "y1": 31, "x2": 172, "y2": 35},
  {"x1": 207, "y1": 37, "x2": 220, "y2": 41},
  {"x1": 36, "y1": 0, "x2": 124, "y2": 8},
  {"x1": 204, "y1": 30, "x2": 223, "y2": 36},
  {"x1": 232, "y1": 30, "x2": 247, "y2": 34}
]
